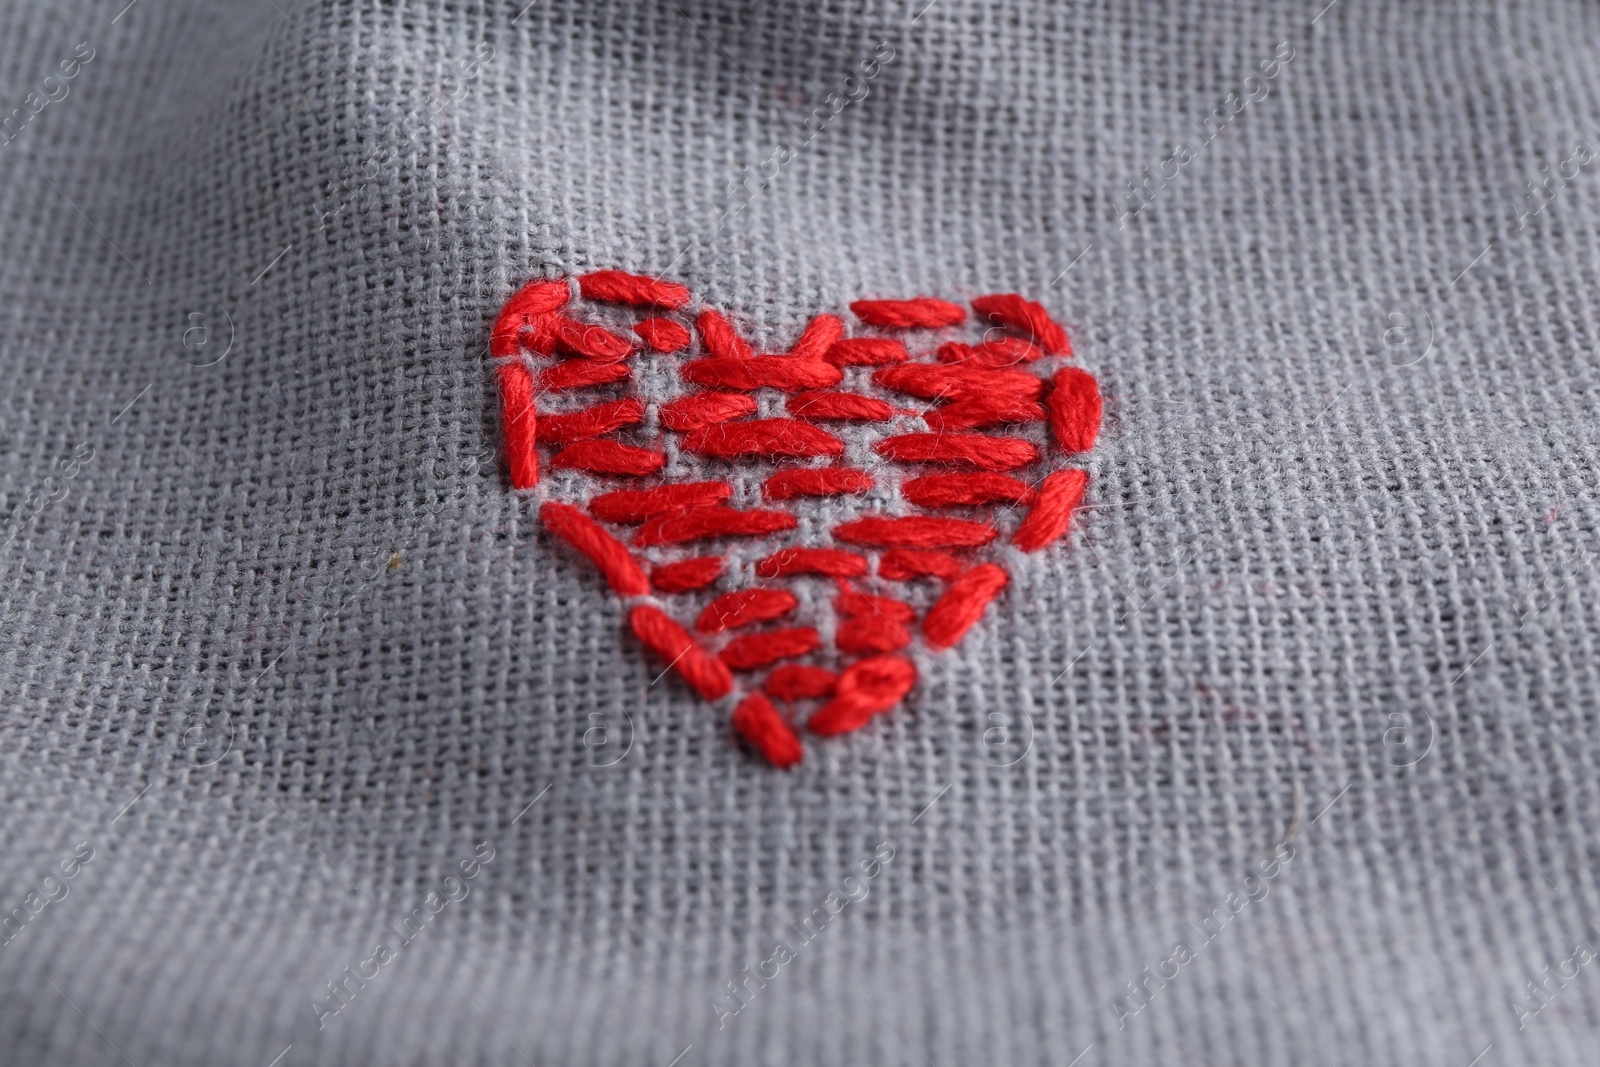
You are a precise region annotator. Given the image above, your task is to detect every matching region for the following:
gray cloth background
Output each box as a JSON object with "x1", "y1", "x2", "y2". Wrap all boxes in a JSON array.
[{"x1": 3, "y1": 1, "x2": 1599, "y2": 1063}]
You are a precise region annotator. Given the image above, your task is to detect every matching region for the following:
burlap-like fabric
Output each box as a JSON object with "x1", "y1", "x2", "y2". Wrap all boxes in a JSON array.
[{"x1": 2, "y1": 1, "x2": 1598, "y2": 1063}]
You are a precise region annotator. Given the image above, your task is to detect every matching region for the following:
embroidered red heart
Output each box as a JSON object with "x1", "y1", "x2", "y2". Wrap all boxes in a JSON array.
[{"x1": 488, "y1": 271, "x2": 1101, "y2": 767}]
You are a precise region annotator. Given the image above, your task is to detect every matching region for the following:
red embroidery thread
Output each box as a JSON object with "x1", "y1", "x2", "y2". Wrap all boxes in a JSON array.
[
  {"x1": 808, "y1": 654, "x2": 919, "y2": 735},
  {"x1": 731, "y1": 692, "x2": 804, "y2": 767},
  {"x1": 697, "y1": 588, "x2": 800, "y2": 633},
  {"x1": 762, "y1": 467, "x2": 874, "y2": 501},
  {"x1": 722, "y1": 629, "x2": 822, "y2": 671},
  {"x1": 489, "y1": 276, "x2": 1103, "y2": 767},
  {"x1": 629, "y1": 604, "x2": 732, "y2": 700},
  {"x1": 972, "y1": 293, "x2": 1071, "y2": 355},
  {"x1": 651, "y1": 556, "x2": 723, "y2": 593},
  {"x1": 850, "y1": 297, "x2": 966, "y2": 329},
  {"x1": 579, "y1": 269, "x2": 691, "y2": 309},
  {"x1": 924, "y1": 563, "x2": 1010, "y2": 649}
]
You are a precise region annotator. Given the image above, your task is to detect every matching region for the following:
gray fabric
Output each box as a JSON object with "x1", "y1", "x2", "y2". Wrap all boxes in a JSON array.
[{"x1": 3, "y1": 0, "x2": 1599, "y2": 1063}]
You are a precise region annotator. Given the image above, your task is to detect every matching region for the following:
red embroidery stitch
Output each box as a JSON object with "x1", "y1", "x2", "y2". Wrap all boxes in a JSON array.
[
  {"x1": 539, "y1": 360, "x2": 629, "y2": 391},
  {"x1": 488, "y1": 275, "x2": 1103, "y2": 766},
  {"x1": 834, "y1": 585, "x2": 914, "y2": 655},
  {"x1": 1012, "y1": 468, "x2": 1090, "y2": 552},
  {"x1": 550, "y1": 440, "x2": 666, "y2": 476},
  {"x1": 660, "y1": 392, "x2": 757, "y2": 431},
  {"x1": 1047, "y1": 367, "x2": 1102, "y2": 452},
  {"x1": 682, "y1": 356, "x2": 841, "y2": 392},
  {"x1": 697, "y1": 588, "x2": 799, "y2": 633},
  {"x1": 850, "y1": 297, "x2": 966, "y2": 329},
  {"x1": 540, "y1": 502, "x2": 650, "y2": 598},
  {"x1": 762, "y1": 467, "x2": 873, "y2": 500},
  {"x1": 808, "y1": 654, "x2": 918, "y2": 735},
  {"x1": 938, "y1": 337, "x2": 1041, "y2": 367},
  {"x1": 629, "y1": 604, "x2": 732, "y2": 700},
  {"x1": 755, "y1": 547, "x2": 869, "y2": 578},
  {"x1": 589, "y1": 482, "x2": 732, "y2": 524},
  {"x1": 833, "y1": 515, "x2": 998, "y2": 549},
  {"x1": 826, "y1": 338, "x2": 910, "y2": 365},
  {"x1": 491, "y1": 278, "x2": 569, "y2": 357},
  {"x1": 924, "y1": 563, "x2": 1010, "y2": 649},
  {"x1": 633, "y1": 506, "x2": 798, "y2": 547},
  {"x1": 554, "y1": 316, "x2": 633, "y2": 361},
  {"x1": 731, "y1": 692, "x2": 803, "y2": 767},
  {"x1": 877, "y1": 548, "x2": 962, "y2": 582},
  {"x1": 874, "y1": 433, "x2": 1039, "y2": 471},
  {"x1": 579, "y1": 270, "x2": 691, "y2": 309},
  {"x1": 786, "y1": 390, "x2": 897, "y2": 422},
  {"x1": 786, "y1": 314, "x2": 845, "y2": 360},
  {"x1": 497, "y1": 363, "x2": 538, "y2": 490},
  {"x1": 695, "y1": 308, "x2": 754, "y2": 360},
  {"x1": 536, "y1": 398, "x2": 645, "y2": 444},
  {"x1": 971, "y1": 293, "x2": 1070, "y2": 355},
  {"x1": 764, "y1": 664, "x2": 838, "y2": 701},
  {"x1": 682, "y1": 419, "x2": 844, "y2": 459},
  {"x1": 651, "y1": 556, "x2": 723, "y2": 593},
  {"x1": 901, "y1": 473, "x2": 1036, "y2": 509},
  {"x1": 634, "y1": 317, "x2": 692, "y2": 352},
  {"x1": 722, "y1": 628, "x2": 822, "y2": 671}
]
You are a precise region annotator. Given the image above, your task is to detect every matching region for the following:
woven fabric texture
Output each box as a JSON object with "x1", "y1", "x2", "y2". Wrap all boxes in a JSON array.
[{"x1": 2, "y1": 1, "x2": 1599, "y2": 1064}]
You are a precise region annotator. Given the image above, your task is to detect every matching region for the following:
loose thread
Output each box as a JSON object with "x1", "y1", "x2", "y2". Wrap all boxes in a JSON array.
[
  {"x1": 875, "y1": 432, "x2": 1038, "y2": 471},
  {"x1": 497, "y1": 362, "x2": 538, "y2": 489},
  {"x1": 731, "y1": 692, "x2": 804, "y2": 768},
  {"x1": 540, "y1": 502, "x2": 649, "y2": 597},
  {"x1": 651, "y1": 556, "x2": 723, "y2": 592},
  {"x1": 578, "y1": 270, "x2": 691, "y2": 309},
  {"x1": 834, "y1": 515, "x2": 997, "y2": 548},
  {"x1": 660, "y1": 391, "x2": 757, "y2": 431},
  {"x1": 1012, "y1": 469, "x2": 1089, "y2": 552},
  {"x1": 808, "y1": 654, "x2": 918, "y2": 736},
  {"x1": 536, "y1": 397, "x2": 645, "y2": 444},
  {"x1": 634, "y1": 506, "x2": 798, "y2": 547},
  {"x1": 902, "y1": 472, "x2": 1035, "y2": 508},
  {"x1": 849, "y1": 297, "x2": 966, "y2": 329},
  {"x1": 971, "y1": 293, "x2": 1070, "y2": 355},
  {"x1": 629, "y1": 604, "x2": 732, "y2": 700},
  {"x1": 589, "y1": 482, "x2": 732, "y2": 524},
  {"x1": 550, "y1": 440, "x2": 666, "y2": 476},
  {"x1": 721, "y1": 628, "x2": 821, "y2": 671},
  {"x1": 923, "y1": 563, "x2": 1008, "y2": 649},
  {"x1": 634, "y1": 317, "x2": 692, "y2": 353},
  {"x1": 1047, "y1": 367, "x2": 1102, "y2": 452},
  {"x1": 682, "y1": 419, "x2": 844, "y2": 459},
  {"x1": 764, "y1": 664, "x2": 838, "y2": 701},
  {"x1": 696, "y1": 588, "x2": 799, "y2": 633},
  {"x1": 762, "y1": 467, "x2": 873, "y2": 500}
]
